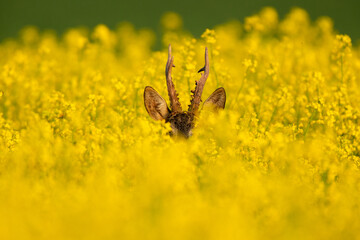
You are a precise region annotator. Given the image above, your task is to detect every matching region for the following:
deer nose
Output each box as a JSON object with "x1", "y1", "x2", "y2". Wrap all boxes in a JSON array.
[
  {"x1": 181, "y1": 130, "x2": 192, "y2": 139},
  {"x1": 176, "y1": 130, "x2": 191, "y2": 139}
]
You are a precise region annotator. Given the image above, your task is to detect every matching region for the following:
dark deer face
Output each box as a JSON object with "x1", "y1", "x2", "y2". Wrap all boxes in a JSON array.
[{"x1": 144, "y1": 45, "x2": 226, "y2": 138}]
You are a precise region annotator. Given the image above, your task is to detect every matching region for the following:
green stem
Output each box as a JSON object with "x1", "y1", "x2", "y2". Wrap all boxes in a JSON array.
[
  {"x1": 256, "y1": 88, "x2": 265, "y2": 123},
  {"x1": 209, "y1": 45, "x2": 219, "y2": 88},
  {"x1": 340, "y1": 55, "x2": 344, "y2": 83},
  {"x1": 134, "y1": 88, "x2": 139, "y2": 117},
  {"x1": 265, "y1": 104, "x2": 278, "y2": 132},
  {"x1": 303, "y1": 109, "x2": 316, "y2": 138},
  {"x1": 230, "y1": 77, "x2": 245, "y2": 109}
]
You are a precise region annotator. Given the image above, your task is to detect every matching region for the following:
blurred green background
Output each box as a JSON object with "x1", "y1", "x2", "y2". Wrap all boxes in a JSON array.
[{"x1": 1, "y1": 0, "x2": 359, "y2": 44}]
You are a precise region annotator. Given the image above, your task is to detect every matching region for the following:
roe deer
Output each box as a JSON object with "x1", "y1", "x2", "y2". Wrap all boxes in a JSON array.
[{"x1": 144, "y1": 44, "x2": 226, "y2": 138}]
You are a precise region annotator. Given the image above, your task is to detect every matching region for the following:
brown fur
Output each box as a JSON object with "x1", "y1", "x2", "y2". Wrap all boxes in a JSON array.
[
  {"x1": 144, "y1": 86, "x2": 226, "y2": 138},
  {"x1": 167, "y1": 112, "x2": 195, "y2": 138},
  {"x1": 143, "y1": 45, "x2": 226, "y2": 138}
]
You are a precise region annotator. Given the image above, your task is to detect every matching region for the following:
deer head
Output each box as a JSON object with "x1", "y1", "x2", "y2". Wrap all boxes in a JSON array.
[{"x1": 144, "y1": 44, "x2": 226, "y2": 138}]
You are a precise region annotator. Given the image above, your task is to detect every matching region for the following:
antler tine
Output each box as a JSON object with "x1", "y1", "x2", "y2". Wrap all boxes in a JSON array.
[
  {"x1": 165, "y1": 44, "x2": 182, "y2": 112},
  {"x1": 189, "y1": 47, "x2": 209, "y2": 114}
]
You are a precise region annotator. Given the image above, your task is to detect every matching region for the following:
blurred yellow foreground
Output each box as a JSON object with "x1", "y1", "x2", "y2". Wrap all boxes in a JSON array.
[{"x1": 1, "y1": 7, "x2": 360, "y2": 240}]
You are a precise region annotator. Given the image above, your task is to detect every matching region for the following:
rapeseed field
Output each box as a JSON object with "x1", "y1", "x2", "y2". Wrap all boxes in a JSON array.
[{"x1": 1, "y1": 7, "x2": 360, "y2": 240}]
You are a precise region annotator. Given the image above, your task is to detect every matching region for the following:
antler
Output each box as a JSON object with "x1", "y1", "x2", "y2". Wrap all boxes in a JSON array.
[
  {"x1": 165, "y1": 44, "x2": 182, "y2": 112},
  {"x1": 188, "y1": 47, "x2": 209, "y2": 114}
]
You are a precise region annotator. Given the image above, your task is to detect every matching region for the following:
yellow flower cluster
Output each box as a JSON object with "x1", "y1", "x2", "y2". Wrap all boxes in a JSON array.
[{"x1": 1, "y1": 7, "x2": 360, "y2": 239}]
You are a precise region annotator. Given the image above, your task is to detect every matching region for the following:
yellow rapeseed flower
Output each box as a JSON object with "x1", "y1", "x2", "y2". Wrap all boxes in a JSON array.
[{"x1": 0, "y1": 7, "x2": 360, "y2": 240}]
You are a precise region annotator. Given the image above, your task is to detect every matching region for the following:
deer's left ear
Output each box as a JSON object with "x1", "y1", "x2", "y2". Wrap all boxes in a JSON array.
[
  {"x1": 144, "y1": 86, "x2": 170, "y2": 120},
  {"x1": 203, "y1": 87, "x2": 226, "y2": 110}
]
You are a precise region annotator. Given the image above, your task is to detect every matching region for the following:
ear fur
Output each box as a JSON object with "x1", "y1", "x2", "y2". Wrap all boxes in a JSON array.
[
  {"x1": 203, "y1": 87, "x2": 226, "y2": 110},
  {"x1": 144, "y1": 86, "x2": 170, "y2": 120}
]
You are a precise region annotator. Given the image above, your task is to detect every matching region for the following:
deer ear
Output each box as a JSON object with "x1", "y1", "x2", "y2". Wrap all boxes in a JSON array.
[
  {"x1": 144, "y1": 86, "x2": 170, "y2": 120},
  {"x1": 203, "y1": 87, "x2": 226, "y2": 110}
]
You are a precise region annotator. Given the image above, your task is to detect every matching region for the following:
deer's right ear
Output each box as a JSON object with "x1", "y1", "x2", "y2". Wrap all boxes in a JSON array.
[
  {"x1": 144, "y1": 86, "x2": 170, "y2": 121},
  {"x1": 203, "y1": 87, "x2": 226, "y2": 110}
]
